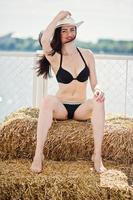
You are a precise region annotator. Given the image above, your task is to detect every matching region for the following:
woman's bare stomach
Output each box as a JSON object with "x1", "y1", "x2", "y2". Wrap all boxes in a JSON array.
[
  {"x1": 55, "y1": 82, "x2": 88, "y2": 103},
  {"x1": 56, "y1": 90, "x2": 87, "y2": 103}
]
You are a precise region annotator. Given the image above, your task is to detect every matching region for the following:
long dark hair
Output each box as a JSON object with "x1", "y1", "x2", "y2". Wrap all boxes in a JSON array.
[{"x1": 35, "y1": 27, "x2": 62, "y2": 79}]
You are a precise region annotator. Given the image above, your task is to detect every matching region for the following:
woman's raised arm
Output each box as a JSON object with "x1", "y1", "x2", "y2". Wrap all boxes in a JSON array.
[{"x1": 41, "y1": 11, "x2": 71, "y2": 53}]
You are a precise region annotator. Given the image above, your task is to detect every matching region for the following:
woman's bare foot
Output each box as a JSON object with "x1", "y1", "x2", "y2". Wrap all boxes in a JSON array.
[
  {"x1": 30, "y1": 154, "x2": 44, "y2": 173},
  {"x1": 91, "y1": 154, "x2": 107, "y2": 173}
]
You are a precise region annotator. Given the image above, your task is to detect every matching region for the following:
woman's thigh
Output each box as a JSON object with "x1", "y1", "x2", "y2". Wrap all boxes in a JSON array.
[
  {"x1": 40, "y1": 95, "x2": 67, "y2": 120},
  {"x1": 73, "y1": 98, "x2": 93, "y2": 120},
  {"x1": 53, "y1": 96, "x2": 67, "y2": 120}
]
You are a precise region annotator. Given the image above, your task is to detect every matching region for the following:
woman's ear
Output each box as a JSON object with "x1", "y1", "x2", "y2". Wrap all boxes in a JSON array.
[{"x1": 38, "y1": 31, "x2": 43, "y2": 48}]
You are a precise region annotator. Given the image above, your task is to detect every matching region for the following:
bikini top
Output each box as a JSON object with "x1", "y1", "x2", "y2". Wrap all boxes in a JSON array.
[{"x1": 56, "y1": 47, "x2": 90, "y2": 84}]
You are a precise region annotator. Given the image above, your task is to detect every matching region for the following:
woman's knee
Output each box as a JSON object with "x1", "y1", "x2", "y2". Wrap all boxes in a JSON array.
[
  {"x1": 92, "y1": 97, "x2": 105, "y2": 108},
  {"x1": 40, "y1": 95, "x2": 58, "y2": 109}
]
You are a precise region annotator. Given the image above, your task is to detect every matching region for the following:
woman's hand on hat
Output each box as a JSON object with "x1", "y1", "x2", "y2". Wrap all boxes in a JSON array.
[{"x1": 56, "y1": 10, "x2": 71, "y2": 21}]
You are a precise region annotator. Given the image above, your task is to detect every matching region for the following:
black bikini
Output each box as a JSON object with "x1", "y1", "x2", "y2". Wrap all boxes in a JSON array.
[
  {"x1": 63, "y1": 103, "x2": 81, "y2": 119},
  {"x1": 56, "y1": 47, "x2": 90, "y2": 119},
  {"x1": 56, "y1": 48, "x2": 90, "y2": 84}
]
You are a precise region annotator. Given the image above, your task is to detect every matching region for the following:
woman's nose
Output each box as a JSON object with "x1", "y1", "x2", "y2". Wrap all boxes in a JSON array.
[{"x1": 67, "y1": 32, "x2": 72, "y2": 36}]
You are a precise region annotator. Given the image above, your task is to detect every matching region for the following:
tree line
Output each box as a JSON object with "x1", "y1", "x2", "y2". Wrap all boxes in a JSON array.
[{"x1": 0, "y1": 32, "x2": 133, "y2": 55}]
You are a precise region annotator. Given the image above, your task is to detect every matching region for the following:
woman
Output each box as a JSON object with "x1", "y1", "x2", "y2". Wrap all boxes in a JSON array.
[{"x1": 31, "y1": 10, "x2": 106, "y2": 173}]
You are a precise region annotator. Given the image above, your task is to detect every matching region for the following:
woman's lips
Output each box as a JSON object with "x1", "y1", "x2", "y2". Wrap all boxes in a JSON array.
[
  {"x1": 64, "y1": 36, "x2": 76, "y2": 44},
  {"x1": 66, "y1": 37, "x2": 73, "y2": 40}
]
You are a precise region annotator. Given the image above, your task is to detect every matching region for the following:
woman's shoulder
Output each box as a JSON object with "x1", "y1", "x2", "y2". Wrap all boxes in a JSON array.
[
  {"x1": 78, "y1": 47, "x2": 94, "y2": 60},
  {"x1": 78, "y1": 47, "x2": 94, "y2": 56}
]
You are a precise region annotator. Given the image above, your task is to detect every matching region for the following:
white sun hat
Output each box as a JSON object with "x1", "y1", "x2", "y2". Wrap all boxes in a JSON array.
[{"x1": 56, "y1": 15, "x2": 84, "y2": 28}]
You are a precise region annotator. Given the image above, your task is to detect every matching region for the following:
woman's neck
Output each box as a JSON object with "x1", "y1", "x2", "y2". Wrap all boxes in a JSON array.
[{"x1": 62, "y1": 42, "x2": 77, "y2": 56}]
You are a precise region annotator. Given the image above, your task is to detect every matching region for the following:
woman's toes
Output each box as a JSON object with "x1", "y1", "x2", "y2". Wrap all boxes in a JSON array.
[
  {"x1": 96, "y1": 166, "x2": 107, "y2": 173},
  {"x1": 30, "y1": 165, "x2": 42, "y2": 173},
  {"x1": 30, "y1": 161, "x2": 42, "y2": 173},
  {"x1": 30, "y1": 155, "x2": 44, "y2": 173},
  {"x1": 92, "y1": 154, "x2": 107, "y2": 173}
]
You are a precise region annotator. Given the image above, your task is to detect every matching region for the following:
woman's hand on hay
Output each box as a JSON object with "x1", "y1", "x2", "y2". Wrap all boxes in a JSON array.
[{"x1": 94, "y1": 89, "x2": 105, "y2": 103}]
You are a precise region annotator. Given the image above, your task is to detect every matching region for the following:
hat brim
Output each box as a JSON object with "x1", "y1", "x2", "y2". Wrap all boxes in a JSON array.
[
  {"x1": 76, "y1": 21, "x2": 84, "y2": 27},
  {"x1": 56, "y1": 20, "x2": 84, "y2": 28}
]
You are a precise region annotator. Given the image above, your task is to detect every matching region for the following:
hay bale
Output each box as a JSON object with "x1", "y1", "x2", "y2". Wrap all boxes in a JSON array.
[
  {"x1": 0, "y1": 159, "x2": 132, "y2": 200},
  {"x1": 0, "y1": 116, "x2": 37, "y2": 160},
  {"x1": 0, "y1": 115, "x2": 93, "y2": 161},
  {"x1": 44, "y1": 119, "x2": 93, "y2": 161},
  {"x1": 4, "y1": 107, "x2": 39, "y2": 122},
  {"x1": 0, "y1": 107, "x2": 133, "y2": 164},
  {"x1": 103, "y1": 117, "x2": 133, "y2": 164}
]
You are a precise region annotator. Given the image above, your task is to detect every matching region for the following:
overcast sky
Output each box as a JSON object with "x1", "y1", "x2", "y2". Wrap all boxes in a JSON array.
[{"x1": 0, "y1": 0, "x2": 133, "y2": 42}]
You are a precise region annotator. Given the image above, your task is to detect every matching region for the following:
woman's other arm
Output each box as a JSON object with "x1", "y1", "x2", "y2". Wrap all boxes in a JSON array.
[
  {"x1": 87, "y1": 50, "x2": 98, "y2": 92},
  {"x1": 88, "y1": 50, "x2": 105, "y2": 102}
]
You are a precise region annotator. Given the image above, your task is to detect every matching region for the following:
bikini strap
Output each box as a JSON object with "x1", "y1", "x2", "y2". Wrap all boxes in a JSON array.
[
  {"x1": 60, "y1": 48, "x2": 87, "y2": 68},
  {"x1": 76, "y1": 47, "x2": 88, "y2": 66}
]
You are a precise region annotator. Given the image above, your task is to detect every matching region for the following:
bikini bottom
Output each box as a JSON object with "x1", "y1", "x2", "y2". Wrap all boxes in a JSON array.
[{"x1": 63, "y1": 103, "x2": 81, "y2": 119}]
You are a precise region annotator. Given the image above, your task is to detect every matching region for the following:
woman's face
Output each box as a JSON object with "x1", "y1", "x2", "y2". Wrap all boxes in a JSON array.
[{"x1": 60, "y1": 25, "x2": 76, "y2": 44}]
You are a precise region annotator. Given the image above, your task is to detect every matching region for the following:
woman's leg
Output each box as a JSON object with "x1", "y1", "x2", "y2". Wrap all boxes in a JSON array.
[
  {"x1": 91, "y1": 98, "x2": 106, "y2": 172},
  {"x1": 73, "y1": 98, "x2": 106, "y2": 173},
  {"x1": 31, "y1": 95, "x2": 67, "y2": 173}
]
